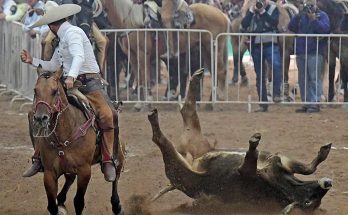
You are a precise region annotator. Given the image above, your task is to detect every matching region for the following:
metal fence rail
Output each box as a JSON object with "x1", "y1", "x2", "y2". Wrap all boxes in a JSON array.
[
  {"x1": 1, "y1": 20, "x2": 348, "y2": 111},
  {"x1": 100, "y1": 28, "x2": 214, "y2": 104},
  {"x1": 0, "y1": 21, "x2": 40, "y2": 110},
  {"x1": 215, "y1": 32, "x2": 348, "y2": 106}
]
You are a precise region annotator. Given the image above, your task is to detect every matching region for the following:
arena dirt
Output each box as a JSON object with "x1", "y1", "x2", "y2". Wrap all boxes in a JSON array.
[{"x1": 0, "y1": 94, "x2": 347, "y2": 215}]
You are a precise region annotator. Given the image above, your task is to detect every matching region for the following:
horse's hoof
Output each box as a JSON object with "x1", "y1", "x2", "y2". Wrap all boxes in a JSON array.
[
  {"x1": 58, "y1": 206, "x2": 67, "y2": 215},
  {"x1": 283, "y1": 96, "x2": 293, "y2": 102},
  {"x1": 114, "y1": 208, "x2": 125, "y2": 215},
  {"x1": 113, "y1": 208, "x2": 125, "y2": 215}
]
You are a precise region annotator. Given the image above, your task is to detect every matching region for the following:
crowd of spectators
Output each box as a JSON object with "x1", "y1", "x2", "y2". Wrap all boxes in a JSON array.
[{"x1": 0, "y1": 0, "x2": 332, "y2": 114}]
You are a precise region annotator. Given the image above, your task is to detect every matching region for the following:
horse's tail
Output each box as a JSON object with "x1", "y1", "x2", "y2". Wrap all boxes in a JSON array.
[
  {"x1": 224, "y1": 14, "x2": 231, "y2": 88},
  {"x1": 226, "y1": 15, "x2": 231, "y2": 64}
]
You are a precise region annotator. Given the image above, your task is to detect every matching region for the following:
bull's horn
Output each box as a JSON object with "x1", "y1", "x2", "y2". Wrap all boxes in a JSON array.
[{"x1": 281, "y1": 202, "x2": 298, "y2": 215}]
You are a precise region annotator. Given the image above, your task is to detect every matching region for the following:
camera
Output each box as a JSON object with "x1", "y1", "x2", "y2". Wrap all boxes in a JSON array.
[
  {"x1": 303, "y1": 4, "x2": 315, "y2": 13},
  {"x1": 256, "y1": 0, "x2": 264, "y2": 10}
]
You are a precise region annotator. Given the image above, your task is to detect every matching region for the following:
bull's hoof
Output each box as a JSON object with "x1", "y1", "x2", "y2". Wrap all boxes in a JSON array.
[
  {"x1": 249, "y1": 133, "x2": 261, "y2": 151},
  {"x1": 58, "y1": 206, "x2": 67, "y2": 215},
  {"x1": 317, "y1": 143, "x2": 332, "y2": 163},
  {"x1": 148, "y1": 108, "x2": 159, "y2": 124}
]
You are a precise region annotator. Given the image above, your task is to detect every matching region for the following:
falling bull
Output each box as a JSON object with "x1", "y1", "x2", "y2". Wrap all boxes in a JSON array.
[{"x1": 148, "y1": 69, "x2": 333, "y2": 214}]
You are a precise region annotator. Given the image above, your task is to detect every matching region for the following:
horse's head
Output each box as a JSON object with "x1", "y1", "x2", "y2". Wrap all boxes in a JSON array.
[
  {"x1": 33, "y1": 66, "x2": 67, "y2": 130},
  {"x1": 161, "y1": 0, "x2": 178, "y2": 28}
]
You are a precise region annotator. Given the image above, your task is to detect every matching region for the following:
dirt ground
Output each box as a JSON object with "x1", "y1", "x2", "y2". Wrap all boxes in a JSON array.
[{"x1": 0, "y1": 91, "x2": 348, "y2": 215}]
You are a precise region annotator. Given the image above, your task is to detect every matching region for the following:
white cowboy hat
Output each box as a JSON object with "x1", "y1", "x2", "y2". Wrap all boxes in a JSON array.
[{"x1": 30, "y1": 1, "x2": 81, "y2": 28}]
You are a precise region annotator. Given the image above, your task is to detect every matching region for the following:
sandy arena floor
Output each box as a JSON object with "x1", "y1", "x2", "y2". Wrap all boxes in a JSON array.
[{"x1": 0, "y1": 92, "x2": 347, "y2": 215}]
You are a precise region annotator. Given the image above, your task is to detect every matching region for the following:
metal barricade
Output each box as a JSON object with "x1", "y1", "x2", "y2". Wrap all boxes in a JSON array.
[
  {"x1": 215, "y1": 32, "x2": 348, "y2": 110},
  {"x1": 2, "y1": 20, "x2": 348, "y2": 110},
  {"x1": 0, "y1": 21, "x2": 40, "y2": 109},
  {"x1": 100, "y1": 28, "x2": 214, "y2": 105}
]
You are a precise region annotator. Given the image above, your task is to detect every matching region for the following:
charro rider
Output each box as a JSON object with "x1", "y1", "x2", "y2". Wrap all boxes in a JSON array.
[{"x1": 20, "y1": 1, "x2": 117, "y2": 181}]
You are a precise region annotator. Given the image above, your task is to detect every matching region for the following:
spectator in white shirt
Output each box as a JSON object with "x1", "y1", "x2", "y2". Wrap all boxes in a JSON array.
[
  {"x1": 20, "y1": 2, "x2": 117, "y2": 182},
  {"x1": 22, "y1": 0, "x2": 49, "y2": 38}
]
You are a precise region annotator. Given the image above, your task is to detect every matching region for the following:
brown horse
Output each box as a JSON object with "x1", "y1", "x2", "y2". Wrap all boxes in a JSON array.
[
  {"x1": 102, "y1": 0, "x2": 163, "y2": 111},
  {"x1": 161, "y1": 1, "x2": 230, "y2": 101},
  {"x1": 30, "y1": 66, "x2": 125, "y2": 215}
]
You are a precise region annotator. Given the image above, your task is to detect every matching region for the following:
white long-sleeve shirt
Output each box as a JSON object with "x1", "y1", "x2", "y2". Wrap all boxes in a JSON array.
[{"x1": 32, "y1": 22, "x2": 100, "y2": 78}]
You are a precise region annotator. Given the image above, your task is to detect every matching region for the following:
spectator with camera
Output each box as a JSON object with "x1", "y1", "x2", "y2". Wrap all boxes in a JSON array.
[
  {"x1": 240, "y1": 0, "x2": 282, "y2": 112},
  {"x1": 22, "y1": 0, "x2": 49, "y2": 38},
  {"x1": 288, "y1": 0, "x2": 330, "y2": 113}
]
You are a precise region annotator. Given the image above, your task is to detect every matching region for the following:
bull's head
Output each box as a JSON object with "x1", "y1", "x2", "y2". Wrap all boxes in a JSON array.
[{"x1": 258, "y1": 145, "x2": 332, "y2": 212}]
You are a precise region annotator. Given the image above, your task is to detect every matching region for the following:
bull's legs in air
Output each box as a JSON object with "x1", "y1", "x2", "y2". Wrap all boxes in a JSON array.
[
  {"x1": 238, "y1": 133, "x2": 262, "y2": 176},
  {"x1": 180, "y1": 69, "x2": 204, "y2": 133},
  {"x1": 284, "y1": 143, "x2": 332, "y2": 175}
]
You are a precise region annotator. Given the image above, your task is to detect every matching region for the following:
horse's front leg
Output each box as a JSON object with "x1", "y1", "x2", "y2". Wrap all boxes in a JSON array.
[
  {"x1": 57, "y1": 174, "x2": 76, "y2": 208},
  {"x1": 111, "y1": 179, "x2": 124, "y2": 215},
  {"x1": 44, "y1": 171, "x2": 58, "y2": 215},
  {"x1": 74, "y1": 166, "x2": 91, "y2": 215}
]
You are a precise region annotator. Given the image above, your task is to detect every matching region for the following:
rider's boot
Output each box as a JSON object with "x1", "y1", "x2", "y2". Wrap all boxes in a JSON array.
[
  {"x1": 101, "y1": 129, "x2": 116, "y2": 182},
  {"x1": 23, "y1": 149, "x2": 42, "y2": 177}
]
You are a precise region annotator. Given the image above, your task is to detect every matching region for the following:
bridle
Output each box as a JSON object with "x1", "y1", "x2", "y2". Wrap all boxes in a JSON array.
[
  {"x1": 32, "y1": 76, "x2": 69, "y2": 138},
  {"x1": 32, "y1": 74, "x2": 96, "y2": 157},
  {"x1": 33, "y1": 91, "x2": 66, "y2": 115}
]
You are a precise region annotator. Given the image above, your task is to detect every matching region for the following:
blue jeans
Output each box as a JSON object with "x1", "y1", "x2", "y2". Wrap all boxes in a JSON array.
[
  {"x1": 296, "y1": 54, "x2": 323, "y2": 104},
  {"x1": 251, "y1": 44, "x2": 282, "y2": 106}
]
